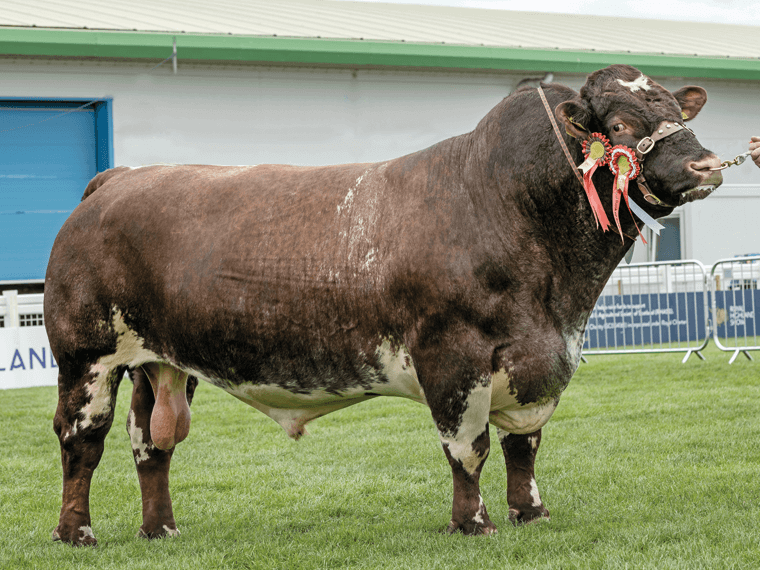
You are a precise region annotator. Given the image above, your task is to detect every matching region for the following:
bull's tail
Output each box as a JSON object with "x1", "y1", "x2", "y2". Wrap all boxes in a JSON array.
[{"x1": 81, "y1": 166, "x2": 131, "y2": 201}]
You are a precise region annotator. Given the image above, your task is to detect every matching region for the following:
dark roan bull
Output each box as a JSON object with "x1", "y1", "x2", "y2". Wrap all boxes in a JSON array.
[{"x1": 46, "y1": 65, "x2": 723, "y2": 545}]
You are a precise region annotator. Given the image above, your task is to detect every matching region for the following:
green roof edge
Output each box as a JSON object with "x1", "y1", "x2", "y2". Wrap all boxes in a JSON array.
[{"x1": 2, "y1": 28, "x2": 759, "y2": 80}]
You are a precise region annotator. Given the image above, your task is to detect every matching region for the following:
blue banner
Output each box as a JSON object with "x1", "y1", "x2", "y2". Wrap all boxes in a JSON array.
[
  {"x1": 713, "y1": 289, "x2": 760, "y2": 339},
  {"x1": 584, "y1": 292, "x2": 707, "y2": 349}
]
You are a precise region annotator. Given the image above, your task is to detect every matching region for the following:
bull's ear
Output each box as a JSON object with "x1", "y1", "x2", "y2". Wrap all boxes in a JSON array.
[
  {"x1": 555, "y1": 100, "x2": 592, "y2": 141},
  {"x1": 672, "y1": 86, "x2": 707, "y2": 122}
]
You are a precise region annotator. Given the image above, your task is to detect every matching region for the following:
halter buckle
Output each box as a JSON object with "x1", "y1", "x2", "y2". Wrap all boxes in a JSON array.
[{"x1": 636, "y1": 137, "x2": 655, "y2": 155}]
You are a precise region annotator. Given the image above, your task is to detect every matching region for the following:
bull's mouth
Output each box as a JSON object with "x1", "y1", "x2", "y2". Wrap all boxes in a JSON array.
[
  {"x1": 678, "y1": 184, "x2": 718, "y2": 205},
  {"x1": 677, "y1": 170, "x2": 723, "y2": 205}
]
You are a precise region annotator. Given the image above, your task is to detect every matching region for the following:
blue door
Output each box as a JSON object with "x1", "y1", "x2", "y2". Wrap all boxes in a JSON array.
[{"x1": 0, "y1": 100, "x2": 112, "y2": 281}]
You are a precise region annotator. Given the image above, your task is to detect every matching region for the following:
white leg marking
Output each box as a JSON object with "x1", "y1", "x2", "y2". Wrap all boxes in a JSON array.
[
  {"x1": 528, "y1": 435, "x2": 539, "y2": 451},
  {"x1": 439, "y1": 382, "x2": 491, "y2": 476},
  {"x1": 79, "y1": 309, "x2": 163, "y2": 430},
  {"x1": 162, "y1": 525, "x2": 180, "y2": 537},
  {"x1": 78, "y1": 525, "x2": 95, "y2": 540},
  {"x1": 529, "y1": 478, "x2": 542, "y2": 508},
  {"x1": 127, "y1": 410, "x2": 153, "y2": 464},
  {"x1": 473, "y1": 496, "x2": 486, "y2": 524}
]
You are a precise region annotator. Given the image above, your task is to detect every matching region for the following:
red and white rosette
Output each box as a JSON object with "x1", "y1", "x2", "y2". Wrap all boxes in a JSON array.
[
  {"x1": 578, "y1": 133, "x2": 612, "y2": 231},
  {"x1": 608, "y1": 145, "x2": 642, "y2": 242}
]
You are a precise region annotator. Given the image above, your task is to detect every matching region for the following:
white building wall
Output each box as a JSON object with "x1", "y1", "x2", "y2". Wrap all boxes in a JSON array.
[
  {"x1": 674, "y1": 77, "x2": 760, "y2": 265},
  {"x1": 1, "y1": 58, "x2": 758, "y2": 265}
]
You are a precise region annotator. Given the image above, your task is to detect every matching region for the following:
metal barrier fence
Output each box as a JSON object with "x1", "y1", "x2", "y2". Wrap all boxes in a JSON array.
[
  {"x1": 710, "y1": 256, "x2": 760, "y2": 364},
  {"x1": 583, "y1": 260, "x2": 710, "y2": 362}
]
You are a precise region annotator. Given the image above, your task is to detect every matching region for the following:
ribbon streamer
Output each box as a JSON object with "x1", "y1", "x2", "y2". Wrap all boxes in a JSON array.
[
  {"x1": 578, "y1": 134, "x2": 612, "y2": 231},
  {"x1": 627, "y1": 200, "x2": 665, "y2": 236},
  {"x1": 608, "y1": 145, "x2": 644, "y2": 243}
]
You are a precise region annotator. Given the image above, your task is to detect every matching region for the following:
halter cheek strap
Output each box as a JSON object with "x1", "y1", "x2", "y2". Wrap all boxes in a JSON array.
[
  {"x1": 537, "y1": 86, "x2": 635, "y2": 240},
  {"x1": 634, "y1": 121, "x2": 693, "y2": 207}
]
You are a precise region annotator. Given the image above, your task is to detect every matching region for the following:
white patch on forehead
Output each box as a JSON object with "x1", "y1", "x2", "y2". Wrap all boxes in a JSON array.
[
  {"x1": 127, "y1": 410, "x2": 153, "y2": 464},
  {"x1": 617, "y1": 75, "x2": 651, "y2": 93},
  {"x1": 78, "y1": 309, "x2": 163, "y2": 430},
  {"x1": 439, "y1": 382, "x2": 491, "y2": 476},
  {"x1": 529, "y1": 478, "x2": 542, "y2": 507}
]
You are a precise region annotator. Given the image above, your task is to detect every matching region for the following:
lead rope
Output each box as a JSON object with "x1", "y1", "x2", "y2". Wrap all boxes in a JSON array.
[{"x1": 537, "y1": 86, "x2": 634, "y2": 241}]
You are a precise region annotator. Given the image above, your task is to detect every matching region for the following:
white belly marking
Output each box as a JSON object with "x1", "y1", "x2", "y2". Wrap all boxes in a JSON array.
[{"x1": 195, "y1": 337, "x2": 425, "y2": 439}]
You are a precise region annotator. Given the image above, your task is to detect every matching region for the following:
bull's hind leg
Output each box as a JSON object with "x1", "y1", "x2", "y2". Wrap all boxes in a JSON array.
[
  {"x1": 53, "y1": 362, "x2": 124, "y2": 546},
  {"x1": 127, "y1": 364, "x2": 197, "y2": 538},
  {"x1": 420, "y1": 355, "x2": 496, "y2": 535},
  {"x1": 498, "y1": 429, "x2": 550, "y2": 524}
]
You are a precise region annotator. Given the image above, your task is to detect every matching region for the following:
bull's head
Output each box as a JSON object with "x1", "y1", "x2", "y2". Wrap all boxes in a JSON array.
[{"x1": 554, "y1": 64, "x2": 722, "y2": 209}]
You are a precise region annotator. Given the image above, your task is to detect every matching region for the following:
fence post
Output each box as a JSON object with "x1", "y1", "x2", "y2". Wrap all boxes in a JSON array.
[{"x1": 2, "y1": 290, "x2": 19, "y2": 328}]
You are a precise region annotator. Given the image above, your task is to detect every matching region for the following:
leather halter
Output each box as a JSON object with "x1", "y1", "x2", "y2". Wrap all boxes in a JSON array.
[
  {"x1": 633, "y1": 121, "x2": 693, "y2": 208},
  {"x1": 537, "y1": 86, "x2": 634, "y2": 241},
  {"x1": 537, "y1": 86, "x2": 693, "y2": 212}
]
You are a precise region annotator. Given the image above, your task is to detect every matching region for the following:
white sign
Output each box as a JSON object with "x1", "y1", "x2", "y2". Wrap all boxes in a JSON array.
[{"x1": 0, "y1": 326, "x2": 58, "y2": 389}]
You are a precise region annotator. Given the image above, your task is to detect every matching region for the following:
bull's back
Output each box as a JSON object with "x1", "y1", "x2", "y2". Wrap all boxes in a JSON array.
[{"x1": 44, "y1": 161, "x2": 412, "y2": 368}]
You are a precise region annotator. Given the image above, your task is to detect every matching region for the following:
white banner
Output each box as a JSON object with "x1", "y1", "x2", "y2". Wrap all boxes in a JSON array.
[{"x1": 0, "y1": 326, "x2": 58, "y2": 389}]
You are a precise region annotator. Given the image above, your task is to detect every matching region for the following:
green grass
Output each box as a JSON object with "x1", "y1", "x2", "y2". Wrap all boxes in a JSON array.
[{"x1": 2, "y1": 345, "x2": 759, "y2": 569}]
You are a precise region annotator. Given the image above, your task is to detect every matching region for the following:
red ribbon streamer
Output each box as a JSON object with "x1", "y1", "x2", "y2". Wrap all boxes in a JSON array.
[
  {"x1": 582, "y1": 162, "x2": 610, "y2": 231},
  {"x1": 609, "y1": 146, "x2": 644, "y2": 243},
  {"x1": 578, "y1": 134, "x2": 612, "y2": 231}
]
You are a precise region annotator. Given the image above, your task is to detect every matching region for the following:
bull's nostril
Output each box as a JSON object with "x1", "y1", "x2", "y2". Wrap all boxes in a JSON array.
[{"x1": 689, "y1": 155, "x2": 721, "y2": 172}]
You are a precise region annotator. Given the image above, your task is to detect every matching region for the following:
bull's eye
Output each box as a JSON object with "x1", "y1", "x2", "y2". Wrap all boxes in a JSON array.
[{"x1": 612, "y1": 123, "x2": 626, "y2": 133}]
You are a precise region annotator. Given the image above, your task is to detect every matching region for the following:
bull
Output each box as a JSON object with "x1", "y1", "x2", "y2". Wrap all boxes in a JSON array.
[{"x1": 46, "y1": 65, "x2": 722, "y2": 545}]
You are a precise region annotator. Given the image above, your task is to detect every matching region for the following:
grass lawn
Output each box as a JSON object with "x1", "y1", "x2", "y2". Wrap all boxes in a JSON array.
[{"x1": 1, "y1": 345, "x2": 759, "y2": 569}]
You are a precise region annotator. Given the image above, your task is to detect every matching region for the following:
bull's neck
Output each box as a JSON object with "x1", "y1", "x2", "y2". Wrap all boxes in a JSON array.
[{"x1": 465, "y1": 133, "x2": 633, "y2": 319}]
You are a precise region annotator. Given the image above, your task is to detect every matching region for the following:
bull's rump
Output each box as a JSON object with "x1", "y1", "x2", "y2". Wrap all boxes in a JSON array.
[{"x1": 44, "y1": 161, "x2": 431, "y2": 397}]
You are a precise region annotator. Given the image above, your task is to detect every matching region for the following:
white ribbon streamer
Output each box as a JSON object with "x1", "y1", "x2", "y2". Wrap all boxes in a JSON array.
[{"x1": 628, "y1": 200, "x2": 665, "y2": 235}]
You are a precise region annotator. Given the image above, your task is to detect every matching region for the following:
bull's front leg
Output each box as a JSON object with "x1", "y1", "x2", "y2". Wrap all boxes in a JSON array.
[
  {"x1": 498, "y1": 429, "x2": 550, "y2": 524},
  {"x1": 126, "y1": 365, "x2": 198, "y2": 539},
  {"x1": 421, "y1": 357, "x2": 496, "y2": 535}
]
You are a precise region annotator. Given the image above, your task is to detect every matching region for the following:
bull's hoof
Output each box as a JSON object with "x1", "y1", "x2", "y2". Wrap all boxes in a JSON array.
[
  {"x1": 52, "y1": 524, "x2": 98, "y2": 547},
  {"x1": 445, "y1": 519, "x2": 498, "y2": 536},
  {"x1": 508, "y1": 505, "x2": 550, "y2": 525},
  {"x1": 137, "y1": 524, "x2": 181, "y2": 539}
]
